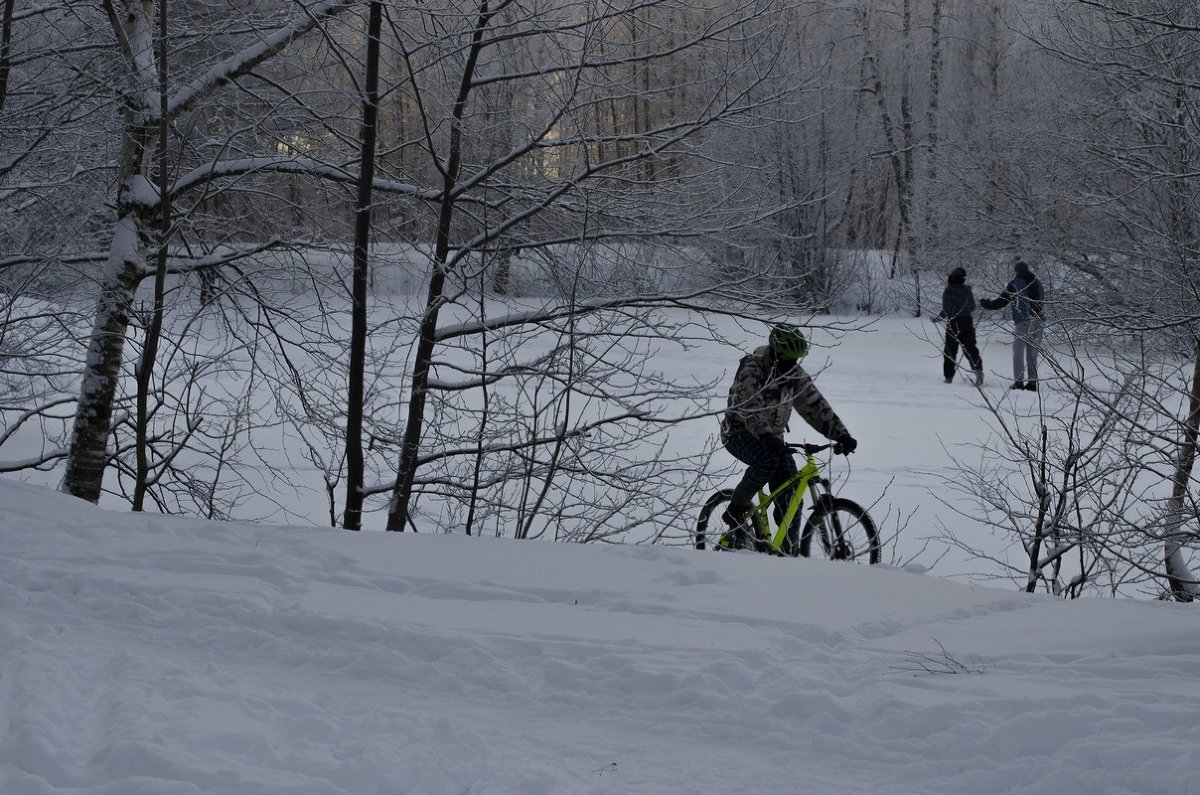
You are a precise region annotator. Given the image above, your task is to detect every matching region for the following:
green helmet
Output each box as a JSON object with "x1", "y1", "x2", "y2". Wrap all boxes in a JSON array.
[{"x1": 769, "y1": 323, "x2": 808, "y2": 359}]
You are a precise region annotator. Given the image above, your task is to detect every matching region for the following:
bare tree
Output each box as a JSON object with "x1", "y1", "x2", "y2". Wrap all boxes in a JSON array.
[
  {"x1": 1034, "y1": 0, "x2": 1200, "y2": 599},
  {"x1": 0, "y1": 0, "x2": 14, "y2": 112},
  {"x1": 378, "y1": 0, "x2": 802, "y2": 531},
  {"x1": 344, "y1": 1, "x2": 384, "y2": 531},
  {"x1": 132, "y1": 0, "x2": 173, "y2": 511},
  {"x1": 936, "y1": 346, "x2": 1170, "y2": 597},
  {"x1": 58, "y1": 0, "x2": 362, "y2": 504},
  {"x1": 855, "y1": 3, "x2": 915, "y2": 282}
]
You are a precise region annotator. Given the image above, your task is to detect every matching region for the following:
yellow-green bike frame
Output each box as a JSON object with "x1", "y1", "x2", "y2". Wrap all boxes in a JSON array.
[{"x1": 695, "y1": 442, "x2": 880, "y2": 563}]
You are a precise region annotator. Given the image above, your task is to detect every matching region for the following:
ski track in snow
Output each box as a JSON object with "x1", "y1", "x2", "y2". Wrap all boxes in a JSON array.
[{"x1": 3, "y1": 479, "x2": 1200, "y2": 794}]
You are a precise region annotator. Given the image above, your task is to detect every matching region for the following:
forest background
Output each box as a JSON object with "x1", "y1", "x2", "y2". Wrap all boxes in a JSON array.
[{"x1": 2, "y1": 0, "x2": 1199, "y2": 600}]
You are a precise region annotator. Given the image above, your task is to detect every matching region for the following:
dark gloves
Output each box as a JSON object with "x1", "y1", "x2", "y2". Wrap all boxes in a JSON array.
[
  {"x1": 979, "y1": 298, "x2": 998, "y2": 310},
  {"x1": 835, "y1": 435, "x2": 857, "y2": 455}
]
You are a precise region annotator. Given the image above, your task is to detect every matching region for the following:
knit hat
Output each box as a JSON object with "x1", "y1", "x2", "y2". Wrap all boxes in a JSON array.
[
  {"x1": 1013, "y1": 259, "x2": 1030, "y2": 274},
  {"x1": 948, "y1": 267, "x2": 966, "y2": 285}
]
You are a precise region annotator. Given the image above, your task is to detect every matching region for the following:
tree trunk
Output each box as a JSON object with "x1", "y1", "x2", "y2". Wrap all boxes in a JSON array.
[
  {"x1": 860, "y1": 9, "x2": 913, "y2": 293},
  {"x1": 1164, "y1": 339, "x2": 1200, "y2": 601},
  {"x1": 62, "y1": 235, "x2": 146, "y2": 503},
  {"x1": 1025, "y1": 424, "x2": 1050, "y2": 593},
  {"x1": 899, "y1": 0, "x2": 914, "y2": 226},
  {"x1": 63, "y1": 0, "x2": 160, "y2": 503},
  {"x1": 386, "y1": 0, "x2": 496, "y2": 531},
  {"x1": 0, "y1": 0, "x2": 14, "y2": 112},
  {"x1": 924, "y1": 0, "x2": 943, "y2": 245},
  {"x1": 133, "y1": 0, "x2": 173, "y2": 512},
  {"x1": 344, "y1": 0, "x2": 384, "y2": 531}
]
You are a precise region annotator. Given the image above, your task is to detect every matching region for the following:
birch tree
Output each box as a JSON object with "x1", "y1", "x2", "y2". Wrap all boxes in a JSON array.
[{"x1": 53, "y1": 0, "x2": 362, "y2": 503}]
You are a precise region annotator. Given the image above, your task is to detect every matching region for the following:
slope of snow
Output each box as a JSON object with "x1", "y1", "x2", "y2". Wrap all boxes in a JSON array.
[{"x1": 3, "y1": 478, "x2": 1198, "y2": 795}]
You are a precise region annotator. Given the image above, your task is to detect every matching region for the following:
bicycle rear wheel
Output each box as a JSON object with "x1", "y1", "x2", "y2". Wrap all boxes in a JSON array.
[
  {"x1": 695, "y1": 489, "x2": 734, "y2": 550},
  {"x1": 795, "y1": 497, "x2": 880, "y2": 564}
]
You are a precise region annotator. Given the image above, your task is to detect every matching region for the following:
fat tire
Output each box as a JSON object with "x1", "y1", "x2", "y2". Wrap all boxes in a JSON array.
[
  {"x1": 795, "y1": 497, "x2": 880, "y2": 564},
  {"x1": 695, "y1": 489, "x2": 734, "y2": 550}
]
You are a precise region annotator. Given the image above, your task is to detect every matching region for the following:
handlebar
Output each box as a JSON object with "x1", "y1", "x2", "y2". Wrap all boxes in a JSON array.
[{"x1": 785, "y1": 441, "x2": 853, "y2": 456}]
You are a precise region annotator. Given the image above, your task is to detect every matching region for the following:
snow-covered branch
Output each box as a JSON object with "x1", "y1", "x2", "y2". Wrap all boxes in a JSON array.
[
  {"x1": 169, "y1": 156, "x2": 426, "y2": 201},
  {"x1": 166, "y1": 0, "x2": 363, "y2": 123}
]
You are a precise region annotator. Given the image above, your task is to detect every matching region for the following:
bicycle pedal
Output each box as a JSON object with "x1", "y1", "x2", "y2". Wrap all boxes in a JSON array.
[
  {"x1": 718, "y1": 528, "x2": 752, "y2": 551},
  {"x1": 751, "y1": 538, "x2": 777, "y2": 555}
]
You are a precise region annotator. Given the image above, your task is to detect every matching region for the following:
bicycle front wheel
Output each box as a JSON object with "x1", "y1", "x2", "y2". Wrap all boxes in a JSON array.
[
  {"x1": 695, "y1": 489, "x2": 734, "y2": 550},
  {"x1": 796, "y1": 497, "x2": 880, "y2": 564}
]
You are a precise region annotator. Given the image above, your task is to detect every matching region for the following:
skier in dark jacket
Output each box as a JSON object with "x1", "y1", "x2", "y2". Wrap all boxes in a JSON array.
[
  {"x1": 980, "y1": 258, "x2": 1045, "y2": 391},
  {"x1": 718, "y1": 324, "x2": 856, "y2": 547},
  {"x1": 934, "y1": 267, "x2": 984, "y2": 386}
]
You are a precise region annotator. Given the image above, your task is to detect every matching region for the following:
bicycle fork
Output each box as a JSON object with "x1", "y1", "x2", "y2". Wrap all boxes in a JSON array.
[{"x1": 808, "y1": 479, "x2": 853, "y2": 560}]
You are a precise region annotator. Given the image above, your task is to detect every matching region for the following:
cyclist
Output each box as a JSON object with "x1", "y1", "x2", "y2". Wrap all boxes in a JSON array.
[{"x1": 719, "y1": 323, "x2": 857, "y2": 547}]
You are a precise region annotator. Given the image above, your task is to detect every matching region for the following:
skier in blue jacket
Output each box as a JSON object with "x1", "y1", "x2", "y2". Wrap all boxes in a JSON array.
[{"x1": 980, "y1": 259, "x2": 1045, "y2": 391}]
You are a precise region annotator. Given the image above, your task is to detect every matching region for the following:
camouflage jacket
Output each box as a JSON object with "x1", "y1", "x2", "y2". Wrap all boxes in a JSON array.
[{"x1": 720, "y1": 346, "x2": 850, "y2": 444}]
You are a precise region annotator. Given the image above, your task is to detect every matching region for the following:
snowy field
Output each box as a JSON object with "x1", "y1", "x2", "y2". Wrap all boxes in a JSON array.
[
  {"x1": 5, "y1": 307, "x2": 1093, "y2": 579},
  {"x1": 4, "y1": 312, "x2": 1200, "y2": 793},
  {"x1": 6, "y1": 307, "x2": 1025, "y2": 570},
  {"x1": 3, "y1": 475, "x2": 1200, "y2": 794}
]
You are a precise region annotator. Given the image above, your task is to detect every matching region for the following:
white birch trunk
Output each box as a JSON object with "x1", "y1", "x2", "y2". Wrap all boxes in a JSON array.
[
  {"x1": 1164, "y1": 342, "x2": 1200, "y2": 601},
  {"x1": 61, "y1": 1, "x2": 159, "y2": 502}
]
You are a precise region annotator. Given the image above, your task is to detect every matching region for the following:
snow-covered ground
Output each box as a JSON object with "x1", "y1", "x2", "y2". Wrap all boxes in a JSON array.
[
  {"x1": 3, "y1": 475, "x2": 1199, "y2": 794},
  {"x1": 4, "y1": 311, "x2": 1200, "y2": 793}
]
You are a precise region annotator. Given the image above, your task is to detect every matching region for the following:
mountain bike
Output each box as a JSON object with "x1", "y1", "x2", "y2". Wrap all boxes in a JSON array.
[{"x1": 695, "y1": 442, "x2": 880, "y2": 563}]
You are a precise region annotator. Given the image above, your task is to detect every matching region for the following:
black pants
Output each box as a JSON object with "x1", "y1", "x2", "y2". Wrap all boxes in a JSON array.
[
  {"x1": 724, "y1": 430, "x2": 797, "y2": 510},
  {"x1": 944, "y1": 317, "x2": 983, "y2": 380}
]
